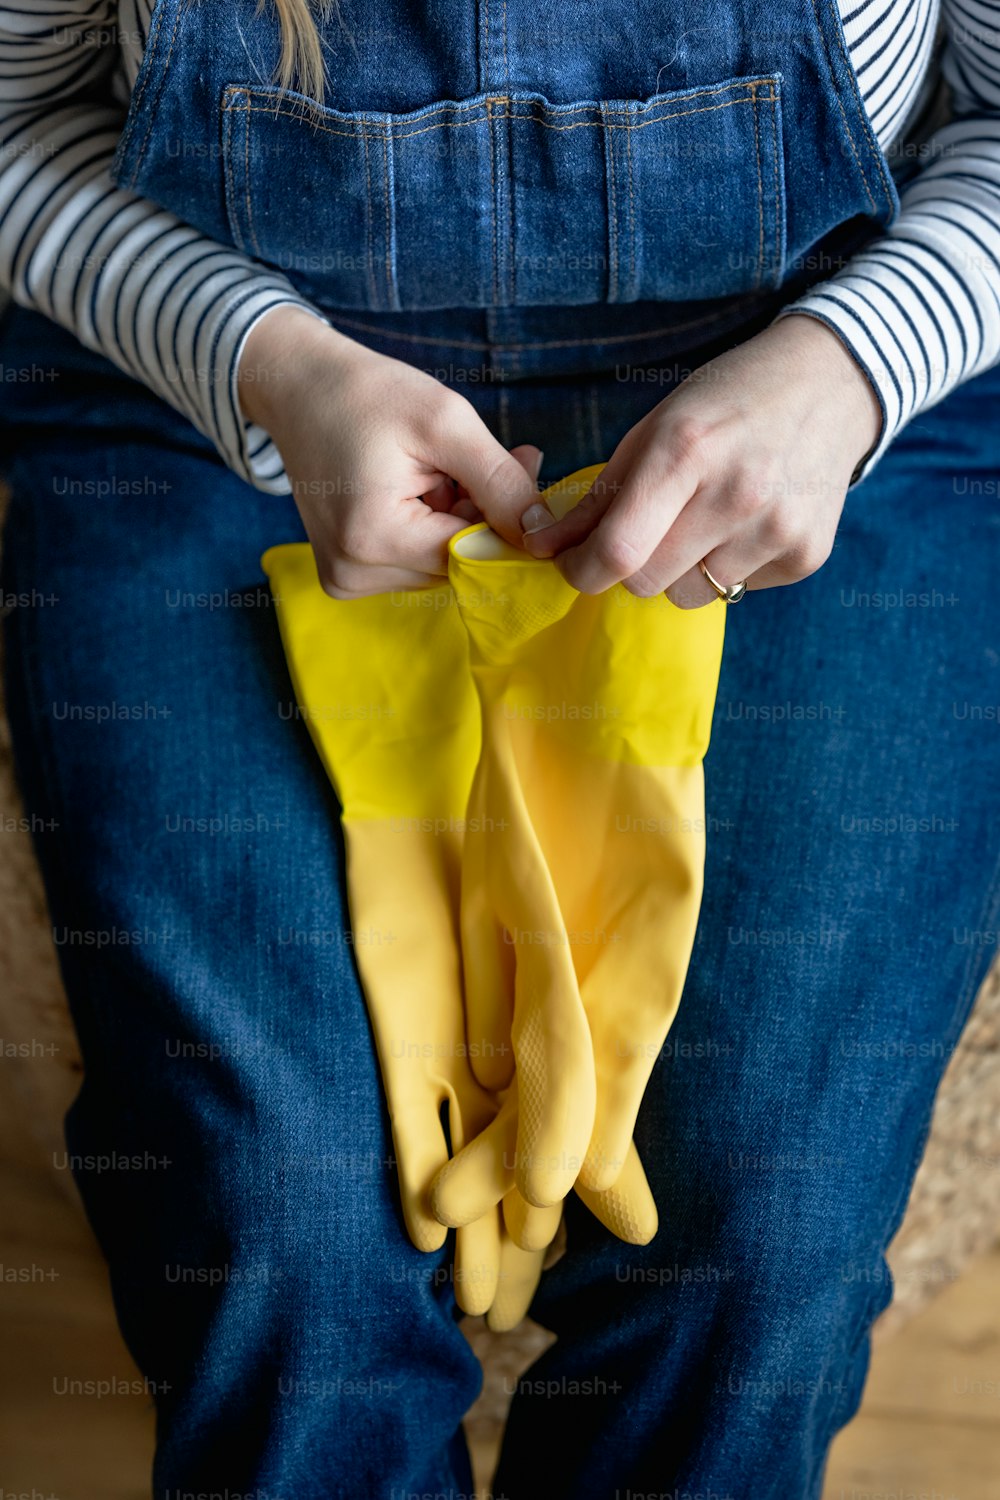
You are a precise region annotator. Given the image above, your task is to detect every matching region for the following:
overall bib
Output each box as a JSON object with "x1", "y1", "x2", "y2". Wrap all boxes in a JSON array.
[
  {"x1": 1, "y1": 3, "x2": 999, "y2": 1500},
  {"x1": 106, "y1": 0, "x2": 902, "y2": 454}
]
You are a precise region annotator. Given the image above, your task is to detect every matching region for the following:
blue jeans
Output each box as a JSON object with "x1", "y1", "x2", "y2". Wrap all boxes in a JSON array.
[{"x1": 2, "y1": 303, "x2": 1000, "y2": 1499}]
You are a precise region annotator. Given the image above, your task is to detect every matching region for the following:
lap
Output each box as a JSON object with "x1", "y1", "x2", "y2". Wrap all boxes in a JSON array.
[
  {"x1": 4, "y1": 308, "x2": 999, "y2": 1271},
  {"x1": 1, "y1": 390, "x2": 430, "y2": 1302},
  {"x1": 546, "y1": 358, "x2": 1000, "y2": 1307}
]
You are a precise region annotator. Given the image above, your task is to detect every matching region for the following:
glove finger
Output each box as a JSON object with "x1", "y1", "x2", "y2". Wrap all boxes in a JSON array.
[
  {"x1": 513, "y1": 959, "x2": 596, "y2": 1205},
  {"x1": 575, "y1": 1138, "x2": 658, "y2": 1246},
  {"x1": 431, "y1": 1088, "x2": 518, "y2": 1227},
  {"x1": 391, "y1": 1099, "x2": 453, "y2": 1252},
  {"x1": 461, "y1": 851, "x2": 517, "y2": 1092},
  {"x1": 486, "y1": 1234, "x2": 547, "y2": 1333},
  {"x1": 459, "y1": 687, "x2": 596, "y2": 1209},
  {"x1": 578, "y1": 1067, "x2": 652, "y2": 1194},
  {"x1": 502, "y1": 1189, "x2": 563, "y2": 1253},
  {"x1": 454, "y1": 1206, "x2": 502, "y2": 1316}
]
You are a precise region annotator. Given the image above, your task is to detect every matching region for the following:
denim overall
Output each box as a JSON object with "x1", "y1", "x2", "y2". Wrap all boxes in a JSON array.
[
  {"x1": 2, "y1": 4, "x2": 1000, "y2": 1500},
  {"x1": 106, "y1": 0, "x2": 904, "y2": 454}
]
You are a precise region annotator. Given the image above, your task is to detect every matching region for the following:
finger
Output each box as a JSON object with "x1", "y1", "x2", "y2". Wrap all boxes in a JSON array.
[
  {"x1": 440, "y1": 414, "x2": 542, "y2": 548},
  {"x1": 611, "y1": 483, "x2": 722, "y2": 600},
  {"x1": 576, "y1": 1061, "x2": 651, "y2": 1197},
  {"x1": 486, "y1": 1236, "x2": 547, "y2": 1332},
  {"x1": 519, "y1": 449, "x2": 631, "y2": 560},
  {"x1": 449, "y1": 497, "x2": 480, "y2": 521},
  {"x1": 509, "y1": 442, "x2": 544, "y2": 483},
  {"x1": 448, "y1": 444, "x2": 540, "y2": 523},
  {"x1": 461, "y1": 811, "x2": 516, "y2": 1093},
  {"x1": 430, "y1": 1090, "x2": 518, "y2": 1227},
  {"x1": 454, "y1": 1206, "x2": 502, "y2": 1316},
  {"x1": 575, "y1": 1140, "x2": 659, "y2": 1245},
  {"x1": 740, "y1": 559, "x2": 806, "y2": 590},
  {"x1": 722, "y1": 530, "x2": 835, "y2": 591},
  {"x1": 320, "y1": 564, "x2": 448, "y2": 599},
  {"x1": 381, "y1": 495, "x2": 469, "y2": 574},
  {"x1": 550, "y1": 449, "x2": 701, "y2": 595},
  {"x1": 421, "y1": 474, "x2": 461, "y2": 513},
  {"x1": 662, "y1": 566, "x2": 721, "y2": 609},
  {"x1": 391, "y1": 1100, "x2": 452, "y2": 1253},
  {"x1": 502, "y1": 1190, "x2": 563, "y2": 1253},
  {"x1": 613, "y1": 482, "x2": 754, "y2": 602},
  {"x1": 664, "y1": 533, "x2": 778, "y2": 609},
  {"x1": 317, "y1": 494, "x2": 467, "y2": 590}
]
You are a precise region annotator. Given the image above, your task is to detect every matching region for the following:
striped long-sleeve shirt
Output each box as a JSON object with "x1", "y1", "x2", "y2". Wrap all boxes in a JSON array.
[{"x1": 1, "y1": 0, "x2": 997, "y2": 491}]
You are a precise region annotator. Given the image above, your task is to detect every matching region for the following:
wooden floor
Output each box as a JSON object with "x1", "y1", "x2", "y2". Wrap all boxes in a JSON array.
[{"x1": 2, "y1": 1073, "x2": 998, "y2": 1498}]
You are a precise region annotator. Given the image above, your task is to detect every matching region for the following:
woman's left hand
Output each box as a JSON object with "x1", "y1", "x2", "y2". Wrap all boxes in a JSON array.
[{"x1": 518, "y1": 314, "x2": 883, "y2": 605}]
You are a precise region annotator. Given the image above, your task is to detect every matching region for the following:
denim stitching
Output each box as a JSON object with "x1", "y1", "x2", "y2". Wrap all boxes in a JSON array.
[
  {"x1": 485, "y1": 98, "x2": 499, "y2": 305},
  {"x1": 118, "y1": 0, "x2": 174, "y2": 183},
  {"x1": 807, "y1": 0, "x2": 877, "y2": 213},
  {"x1": 224, "y1": 83, "x2": 777, "y2": 140},
  {"x1": 750, "y1": 91, "x2": 764, "y2": 291},
  {"x1": 623, "y1": 121, "x2": 637, "y2": 301},
  {"x1": 325, "y1": 301, "x2": 776, "y2": 351},
  {"x1": 768, "y1": 88, "x2": 782, "y2": 281},
  {"x1": 130, "y1": 0, "x2": 186, "y2": 188},
  {"x1": 232, "y1": 78, "x2": 770, "y2": 119},
  {"x1": 233, "y1": 96, "x2": 776, "y2": 138},
  {"x1": 505, "y1": 96, "x2": 517, "y2": 308},
  {"x1": 604, "y1": 107, "x2": 620, "y2": 303},
  {"x1": 221, "y1": 105, "x2": 242, "y2": 253},
  {"x1": 483, "y1": 0, "x2": 490, "y2": 87},
  {"x1": 361, "y1": 129, "x2": 378, "y2": 307},
  {"x1": 492, "y1": 95, "x2": 511, "y2": 304},
  {"x1": 824, "y1": 0, "x2": 894, "y2": 211},
  {"x1": 244, "y1": 107, "x2": 261, "y2": 258},
  {"x1": 380, "y1": 130, "x2": 394, "y2": 307}
]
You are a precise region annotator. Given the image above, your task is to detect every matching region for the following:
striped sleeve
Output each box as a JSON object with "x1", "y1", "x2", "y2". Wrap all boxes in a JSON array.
[
  {"x1": 0, "y1": 0, "x2": 327, "y2": 492},
  {"x1": 774, "y1": 0, "x2": 1000, "y2": 483}
]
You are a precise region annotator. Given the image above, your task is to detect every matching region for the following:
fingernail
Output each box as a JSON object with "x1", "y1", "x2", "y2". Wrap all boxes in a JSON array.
[
  {"x1": 521, "y1": 502, "x2": 554, "y2": 535},
  {"x1": 531, "y1": 449, "x2": 545, "y2": 481}
]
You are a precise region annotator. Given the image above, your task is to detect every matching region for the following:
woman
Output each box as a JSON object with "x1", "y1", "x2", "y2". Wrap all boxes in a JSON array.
[{"x1": 1, "y1": 0, "x2": 998, "y2": 1495}]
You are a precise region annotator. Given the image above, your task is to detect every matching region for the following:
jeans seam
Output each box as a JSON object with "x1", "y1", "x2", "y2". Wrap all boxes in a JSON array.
[
  {"x1": 129, "y1": 0, "x2": 186, "y2": 188},
  {"x1": 244, "y1": 107, "x2": 262, "y2": 259},
  {"x1": 486, "y1": 99, "x2": 500, "y2": 306},
  {"x1": 750, "y1": 91, "x2": 765, "y2": 291},
  {"x1": 117, "y1": 0, "x2": 174, "y2": 184},
  {"x1": 624, "y1": 121, "x2": 637, "y2": 299},
  {"x1": 223, "y1": 89, "x2": 775, "y2": 141},
  {"x1": 603, "y1": 105, "x2": 620, "y2": 304},
  {"x1": 807, "y1": 0, "x2": 878, "y2": 214},
  {"x1": 361, "y1": 129, "x2": 378, "y2": 307},
  {"x1": 824, "y1": 0, "x2": 896, "y2": 212},
  {"x1": 323, "y1": 301, "x2": 776, "y2": 351},
  {"x1": 380, "y1": 129, "x2": 398, "y2": 310},
  {"x1": 768, "y1": 86, "x2": 782, "y2": 281},
  {"x1": 221, "y1": 106, "x2": 243, "y2": 253}
]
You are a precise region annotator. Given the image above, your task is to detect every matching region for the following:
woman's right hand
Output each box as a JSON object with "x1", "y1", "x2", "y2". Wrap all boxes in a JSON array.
[{"x1": 238, "y1": 306, "x2": 542, "y2": 596}]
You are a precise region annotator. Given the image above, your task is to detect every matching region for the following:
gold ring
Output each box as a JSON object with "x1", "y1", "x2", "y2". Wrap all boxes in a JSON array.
[{"x1": 699, "y1": 559, "x2": 748, "y2": 604}]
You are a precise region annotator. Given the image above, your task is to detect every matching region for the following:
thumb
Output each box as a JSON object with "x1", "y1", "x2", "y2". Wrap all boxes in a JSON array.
[
  {"x1": 510, "y1": 443, "x2": 544, "y2": 481},
  {"x1": 447, "y1": 443, "x2": 543, "y2": 523},
  {"x1": 440, "y1": 413, "x2": 543, "y2": 548}
]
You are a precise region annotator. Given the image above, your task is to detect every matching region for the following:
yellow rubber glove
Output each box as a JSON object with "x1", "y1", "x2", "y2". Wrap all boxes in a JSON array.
[
  {"x1": 261, "y1": 541, "x2": 524, "y2": 1321},
  {"x1": 261, "y1": 530, "x2": 660, "y2": 1326},
  {"x1": 431, "y1": 466, "x2": 725, "y2": 1227}
]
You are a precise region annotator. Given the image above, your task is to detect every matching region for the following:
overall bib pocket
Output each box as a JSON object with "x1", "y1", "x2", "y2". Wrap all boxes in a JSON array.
[{"x1": 220, "y1": 80, "x2": 787, "y2": 311}]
